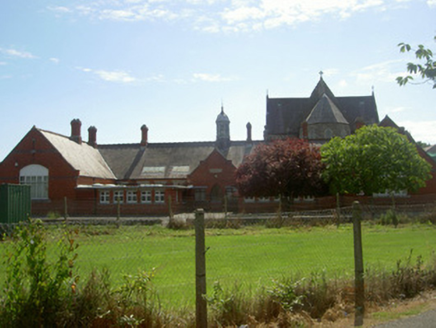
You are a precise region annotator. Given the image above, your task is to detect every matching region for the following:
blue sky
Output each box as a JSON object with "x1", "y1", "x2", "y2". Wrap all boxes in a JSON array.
[{"x1": 1, "y1": 0, "x2": 435, "y2": 161}]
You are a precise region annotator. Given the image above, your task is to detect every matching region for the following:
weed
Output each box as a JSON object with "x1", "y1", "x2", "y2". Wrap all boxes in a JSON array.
[
  {"x1": 207, "y1": 281, "x2": 249, "y2": 326},
  {"x1": 268, "y1": 278, "x2": 303, "y2": 312},
  {"x1": 0, "y1": 218, "x2": 79, "y2": 327}
]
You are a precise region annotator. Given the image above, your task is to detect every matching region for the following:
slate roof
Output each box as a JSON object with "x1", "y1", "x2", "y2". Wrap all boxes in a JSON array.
[
  {"x1": 266, "y1": 77, "x2": 379, "y2": 137},
  {"x1": 306, "y1": 94, "x2": 349, "y2": 125},
  {"x1": 39, "y1": 129, "x2": 116, "y2": 179},
  {"x1": 98, "y1": 141, "x2": 258, "y2": 180}
]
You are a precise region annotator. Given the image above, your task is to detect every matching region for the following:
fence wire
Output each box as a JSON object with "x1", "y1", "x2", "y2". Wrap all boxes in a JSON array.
[{"x1": 0, "y1": 204, "x2": 435, "y2": 309}]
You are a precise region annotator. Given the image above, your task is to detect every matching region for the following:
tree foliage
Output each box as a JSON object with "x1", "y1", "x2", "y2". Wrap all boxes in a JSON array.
[
  {"x1": 397, "y1": 36, "x2": 436, "y2": 88},
  {"x1": 321, "y1": 125, "x2": 431, "y2": 196},
  {"x1": 235, "y1": 138, "x2": 327, "y2": 199}
]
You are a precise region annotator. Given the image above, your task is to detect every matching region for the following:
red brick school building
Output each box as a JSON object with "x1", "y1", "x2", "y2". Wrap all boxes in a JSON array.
[{"x1": 1, "y1": 77, "x2": 435, "y2": 216}]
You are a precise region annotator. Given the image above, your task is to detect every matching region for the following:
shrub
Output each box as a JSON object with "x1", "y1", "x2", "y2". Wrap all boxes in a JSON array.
[
  {"x1": 207, "y1": 281, "x2": 250, "y2": 326},
  {"x1": 0, "y1": 218, "x2": 79, "y2": 327}
]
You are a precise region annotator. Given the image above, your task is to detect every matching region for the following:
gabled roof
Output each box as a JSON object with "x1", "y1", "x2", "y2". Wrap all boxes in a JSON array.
[
  {"x1": 306, "y1": 94, "x2": 348, "y2": 125},
  {"x1": 98, "y1": 140, "x2": 258, "y2": 180},
  {"x1": 310, "y1": 77, "x2": 336, "y2": 104},
  {"x1": 379, "y1": 115, "x2": 416, "y2": 143},
  {"x1": 39, "y1": 129, "x2": 116, "y2": 179},
  {"x1": 266, "y1": 78, "x2": 379, "y2": 138}
]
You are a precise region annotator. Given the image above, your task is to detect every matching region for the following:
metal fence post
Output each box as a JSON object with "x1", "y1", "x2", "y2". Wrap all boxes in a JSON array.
[
  {"x1": 195, "y1": 209, "x2": 207, "y2": 328},
  {"x1": 352, "y1": 201, "x2": 364, "y2": 326}
]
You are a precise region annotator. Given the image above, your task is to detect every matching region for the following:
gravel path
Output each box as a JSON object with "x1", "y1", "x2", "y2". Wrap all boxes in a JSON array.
[{"x1": 373, "y1": 309, "x2": 436, "y2": 328}]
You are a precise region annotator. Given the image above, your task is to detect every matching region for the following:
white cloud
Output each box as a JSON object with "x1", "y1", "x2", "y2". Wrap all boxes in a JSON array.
[
  {"x1": 0, "y1": 61, "x2": 6, "y2": 66},
  {"x1": 47, "y1": 6, "x2": 72, "y2": 14},
  {"x1": 0, "y1": 48, "x2": 36, "y2": 59},
  {"x1": 427, "y1": 0, "x2": 436, "y2": 8},
  {"x1": 397, "y1": 120, "x2": 436, "y2": 144},
  {"x1": 49, "y1": 58, "x2": 60, "y2": 64},
  {"x1": 77, "y1": 67, "x2": 138, "y2": 83},
  {"x1": 47, "y1": 0, "x2": 395, "y2": 32},
  {"x1": 386, "y1": 106, "x2": 408, "y2": 114},
  {"x1": 193, "y1": 73, "x2": 237, "y2": 82},
  {"x1": 351, "y1": 60, "x2": 404, "y2": 84}
]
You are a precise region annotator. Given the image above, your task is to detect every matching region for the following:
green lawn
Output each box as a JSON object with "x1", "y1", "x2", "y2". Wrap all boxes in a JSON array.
[{"x1": 1, "y1": 223, "x2": 435, "y2": 309}]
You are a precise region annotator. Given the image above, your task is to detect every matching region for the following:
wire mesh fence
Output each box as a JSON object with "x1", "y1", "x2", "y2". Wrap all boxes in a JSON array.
[{"x1": 0, "y1": 204, "x2": 435, "y2": 311}]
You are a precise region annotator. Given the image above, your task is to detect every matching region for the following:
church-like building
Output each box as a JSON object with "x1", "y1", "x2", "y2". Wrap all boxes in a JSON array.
[
  {"x1": 0, "y1": 77, "x2": 435, "y2": 217},
  {"x1": 265, "y1": 75, "x2": 379, "y2": 142}
]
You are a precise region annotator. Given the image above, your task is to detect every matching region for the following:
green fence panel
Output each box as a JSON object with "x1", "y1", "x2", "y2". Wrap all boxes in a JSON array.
[{"x1": 0, "y1": 184, "x2": 31, "y2": 224}]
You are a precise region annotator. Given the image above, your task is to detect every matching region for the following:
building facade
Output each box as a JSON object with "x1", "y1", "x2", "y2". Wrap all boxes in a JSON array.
[{"x1": 1, "y1": 77, "x2": 435, "y2": 217}]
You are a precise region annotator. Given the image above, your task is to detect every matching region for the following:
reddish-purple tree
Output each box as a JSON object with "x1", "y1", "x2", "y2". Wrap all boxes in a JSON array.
[{"x1": 236, "y1": 138, "x2": 327, "y2": 203}]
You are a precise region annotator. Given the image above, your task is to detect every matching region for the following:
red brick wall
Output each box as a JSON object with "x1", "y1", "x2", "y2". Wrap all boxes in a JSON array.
[{"x1": 188, "y1": 149, "x2": 237, "y2": 196}]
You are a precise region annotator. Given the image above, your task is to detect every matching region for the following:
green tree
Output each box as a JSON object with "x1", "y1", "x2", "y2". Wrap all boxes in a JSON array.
[
  {"x1": 397, "y1": 36, "x2": 436, "y2": 88},
  {"x1": 321, "y1": 125, "x2": 431, "y2": 198}
]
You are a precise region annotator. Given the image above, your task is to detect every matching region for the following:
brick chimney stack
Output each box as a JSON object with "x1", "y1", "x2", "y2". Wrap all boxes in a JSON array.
[
  {"x1": 246, "y1": 122, "x2": 252, "y2": 142},
  {"x1": 355, "y1": 117, "x2": 365, "y2": 130},
  {"x1": 70, "y1": 119, "x2": 82, "y2": 144},
  {"x1": 88, "y1": 126, "x2": 97, "y2": 148},
  {"x1": 141, "y1": 125, "x2": 148, "y2": 146},
  {"x1": 301, "y1": 121, "x2": 308, "y2": 139}
]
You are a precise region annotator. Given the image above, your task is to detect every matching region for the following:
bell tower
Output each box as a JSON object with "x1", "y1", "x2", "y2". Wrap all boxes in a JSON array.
[{"x1": 216, "y1": 105, "x2": 230, "y2": 152}]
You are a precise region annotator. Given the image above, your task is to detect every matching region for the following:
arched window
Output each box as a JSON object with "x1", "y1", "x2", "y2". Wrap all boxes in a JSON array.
[
  {"x1": 19, "y1": 164, "x2": 49, "y2": 200},
  {"x1": 324, "y1": 128, "x2": 333, "y2": 139}
]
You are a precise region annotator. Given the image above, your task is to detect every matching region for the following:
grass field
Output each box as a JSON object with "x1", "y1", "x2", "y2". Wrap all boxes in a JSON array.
[{"x1": 1, "y1": 222, "x2": 435, "y2": 309}]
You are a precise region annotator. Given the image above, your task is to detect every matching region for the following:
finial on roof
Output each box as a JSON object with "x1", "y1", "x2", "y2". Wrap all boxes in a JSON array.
[
  {"x1": 371, "y1": 85, "x2": 375, "y2": 95},
  {"x1": 319, "y1": 70, "x2": 324, "y2": 79},
  {"x1": 221, "y1": 99, "x2": 224, "y2": 113}
]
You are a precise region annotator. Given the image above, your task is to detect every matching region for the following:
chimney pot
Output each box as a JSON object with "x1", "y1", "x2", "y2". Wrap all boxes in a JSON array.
[
  {"x1": 246, "y1": 122, "x2": 252, "y2": 142},
  {"x1": 88, "y1": 126, "x2": 97, "y2": 148},
  {"x1": 70, "y1": 119, "x2": 82, "y2": 144},
  {"x1": 141, "y1": 125, "x2": 148, "y2": 146}
]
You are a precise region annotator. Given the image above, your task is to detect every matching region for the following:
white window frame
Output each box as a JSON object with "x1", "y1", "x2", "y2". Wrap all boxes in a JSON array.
[
  {"x1": 244, "y1": 197, "x2": 255, "y2": 203},
  {"x1": 126, "y1": 190, "x2": 137, "y2": 204},
  {"x1": 141, "y1": 190, "x2": 152, "y2": 203},
  {"x1": 258, "y1": 196, "x2": 270, "y2": 203},
  {"x1": 19, "y1": 164, "x2": 49, "y2": 200},
  {"x1": 100, "y1": 191, "x2": 110, "y2": 204},
  {"x1": 113, "y1": 190, "x2": 124, "y2": 204},
  {"x1": 155, "y1": 190, "x2": 165, "y2": 204},
  {"x1": 195, "y1": 188, "x2": 207, "y2": 202},
  {"x1": 373, "y1": 190, "x2": 408, "y2": 198}
]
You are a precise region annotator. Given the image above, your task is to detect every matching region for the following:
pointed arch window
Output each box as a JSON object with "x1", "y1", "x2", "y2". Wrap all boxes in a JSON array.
[{"x1": 19, "y1": 164, "x2": 49, "y2": 200}]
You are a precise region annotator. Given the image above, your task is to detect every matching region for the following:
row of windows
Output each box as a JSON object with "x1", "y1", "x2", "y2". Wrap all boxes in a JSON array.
[
  {"x1": 244, "y1": 196, "x2": 315, "y2": 203},
  {"x1": 100, "y1": 190, "x2": 165, "y2": 204}
]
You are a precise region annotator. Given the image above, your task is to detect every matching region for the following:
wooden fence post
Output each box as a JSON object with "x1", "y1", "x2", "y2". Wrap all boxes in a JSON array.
[
  {"x1": 168, "y1": 195, "x2": 174, "y2": 226},
  {"x1": 116, "y1": 197, "x2": 121, "y2": 228},
  {"x1": 64, "y1": 196, "x2": 68, "y2": 220},
  {"x1": 352, "y1": 201, "x2": 364, "y2": 326},
  {"x1": 195, "y1": 209, "x2": 207, "y2": 328}
]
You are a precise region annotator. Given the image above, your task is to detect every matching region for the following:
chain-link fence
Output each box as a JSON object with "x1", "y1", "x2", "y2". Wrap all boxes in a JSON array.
[{"x1": 1, "y1": 204, "x2": 435, "y2": 311}]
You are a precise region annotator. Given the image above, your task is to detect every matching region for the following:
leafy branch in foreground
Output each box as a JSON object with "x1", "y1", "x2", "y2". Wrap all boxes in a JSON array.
[{"x1": 397, "y1": 36, "x2": 436, "y2": 89}]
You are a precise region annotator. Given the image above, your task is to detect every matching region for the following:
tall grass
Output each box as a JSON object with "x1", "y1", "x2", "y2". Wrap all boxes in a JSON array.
[{"x1": 0, "y1": 219, "x2": 435, "y2": 326}]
